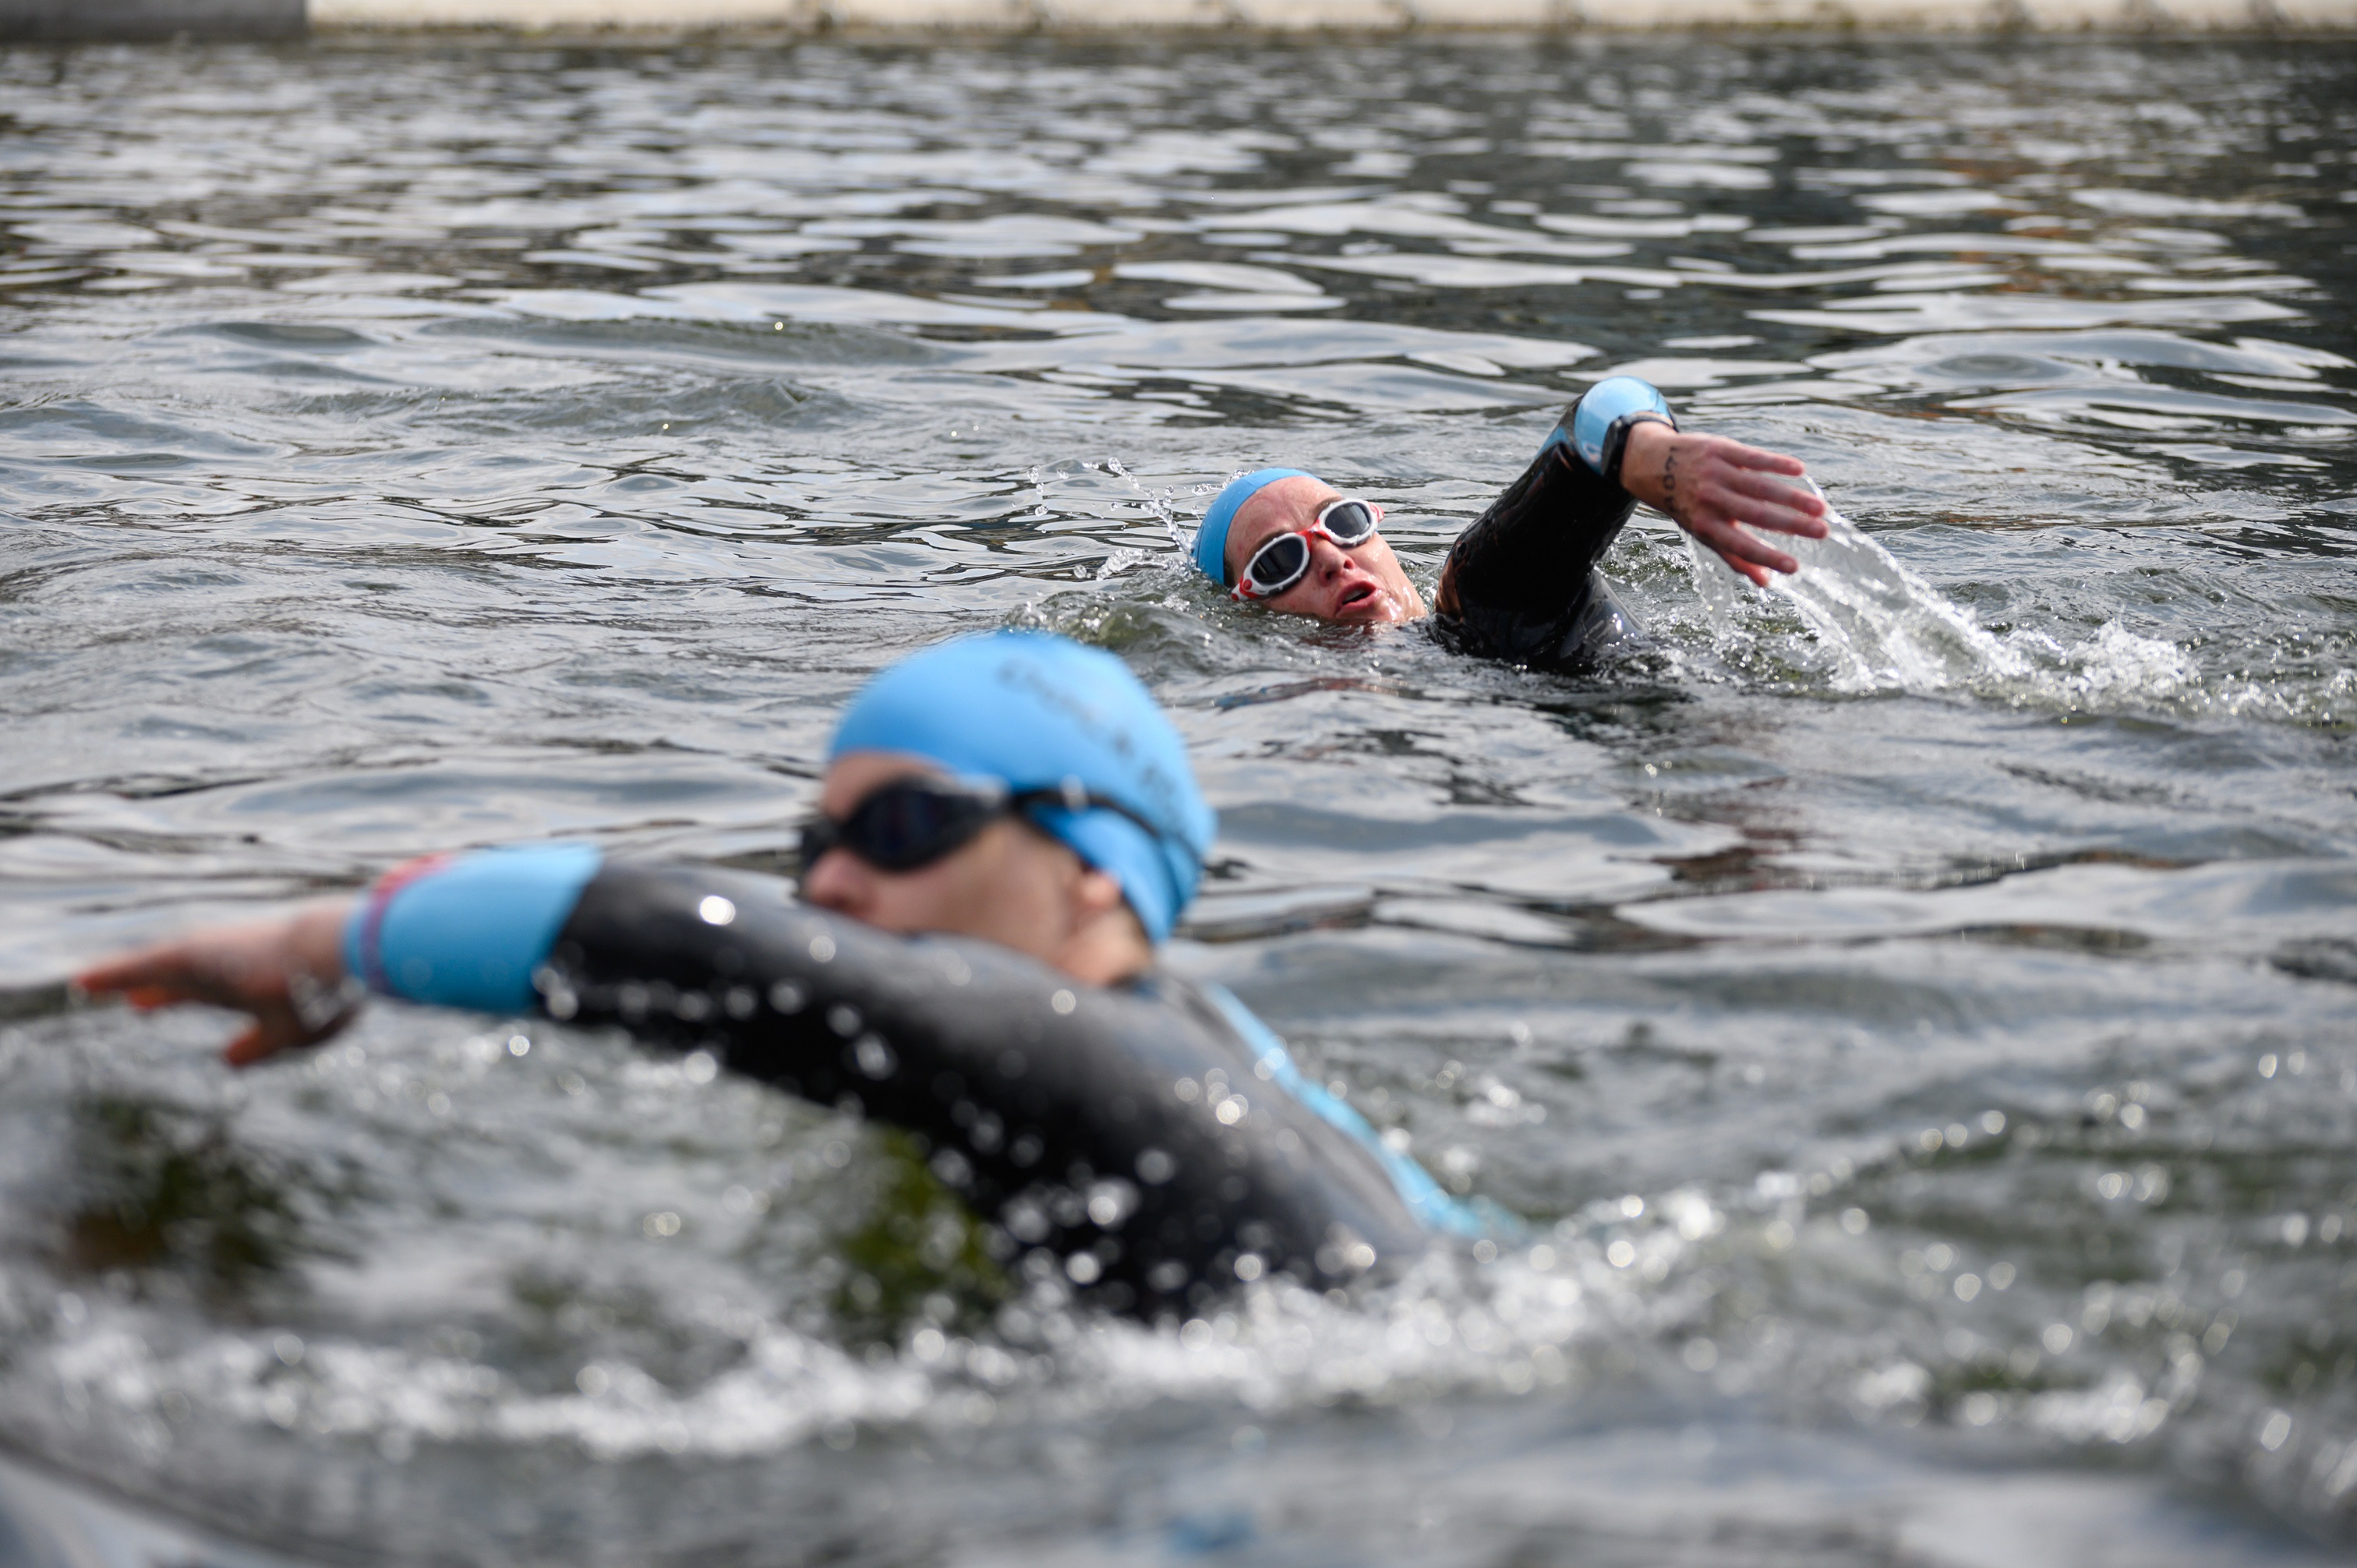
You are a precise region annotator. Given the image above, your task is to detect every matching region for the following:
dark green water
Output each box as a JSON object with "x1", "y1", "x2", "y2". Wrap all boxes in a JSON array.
[{"x1": 1, "y1": 33, "x2": 2354, "y2": 1566}]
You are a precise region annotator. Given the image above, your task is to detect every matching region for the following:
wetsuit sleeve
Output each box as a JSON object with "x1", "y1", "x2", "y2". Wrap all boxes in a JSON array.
[
  {"x1": 538, "y1": 862, "x2": 1431, "y2": 1317},
  {"x1": 343, "y1": 843, "x2": 604, "y2": 1012},
  {"x1": 1432, "y1": 377, "x2": 1675, "y2": 669}
]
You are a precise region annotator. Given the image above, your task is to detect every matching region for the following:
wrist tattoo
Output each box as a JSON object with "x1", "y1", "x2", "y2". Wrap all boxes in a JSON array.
[{"x1": 1660, "y1": 447, "x2": 1678, "y2": 515}]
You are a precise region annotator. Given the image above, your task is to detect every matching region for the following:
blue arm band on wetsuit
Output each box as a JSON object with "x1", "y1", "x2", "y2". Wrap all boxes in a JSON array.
[
  {"x1": 1553, "y1": 376, "x2": 1676, "y2": 487},
  {"x1": 343, "y1": 843, "x2": 606, "y2": 1013},
  {"x1": 1199, "y1": 982, "x2": 1489, "y2": 1239}
]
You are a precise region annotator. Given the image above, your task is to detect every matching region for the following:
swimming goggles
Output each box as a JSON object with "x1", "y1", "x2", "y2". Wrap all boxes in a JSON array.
[
  {"x1": 797, "y1": 776, "x2": 1162, "y2": 878},
  {"x1": 1232, "y1": 497, "x2": 1383, "y2": 602}
]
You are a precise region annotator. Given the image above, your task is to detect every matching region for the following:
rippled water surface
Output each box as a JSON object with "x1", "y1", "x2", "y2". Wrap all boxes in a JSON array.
[{"x1": 3, "y1": 33, "x2": 2355, "y2": 1566}]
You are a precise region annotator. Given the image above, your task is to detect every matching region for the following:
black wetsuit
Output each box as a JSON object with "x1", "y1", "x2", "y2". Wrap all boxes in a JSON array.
[
  {"x1": 1433, "y1": 421, "x2": 1645, "y2": 670},
  {"x1": 356, "y1": 849, "x2": 1445, "y2": 1320}
]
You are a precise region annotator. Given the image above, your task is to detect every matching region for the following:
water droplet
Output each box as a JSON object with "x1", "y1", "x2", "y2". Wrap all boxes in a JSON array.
[{"x1": 697, "y1": 895, "x2": 736, "y2": 926}]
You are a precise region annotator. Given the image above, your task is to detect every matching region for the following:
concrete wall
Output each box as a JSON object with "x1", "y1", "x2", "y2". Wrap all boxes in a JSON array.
[
  {"x1": 303, "y1": 0, "x2": 2357, "y2": 30},
  {"x1": 1, "y1": 0, "x2": 301, "y2": 37},
  {"x1": 3, "y1": 0, "x2": 2349, "y2": 42}
]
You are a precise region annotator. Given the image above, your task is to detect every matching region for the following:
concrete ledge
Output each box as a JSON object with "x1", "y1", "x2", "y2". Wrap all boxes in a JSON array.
[
  {"x1": 306, "y1": 0, "x2": 2357, "y2": 29},
  {"x1": 0, "y1": 0, "x2": 302, "y2": 38},
  {"x1": 7, "y1": 0, "x2": 2348, "y2": 40}
]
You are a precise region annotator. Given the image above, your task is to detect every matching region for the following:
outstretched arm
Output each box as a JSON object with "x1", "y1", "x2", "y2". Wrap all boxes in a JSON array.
[
  {"x1": 69, "y1": 848, "x2": 1438, "y2": 1311},
  {"x1": 74, "y1": 842, "x2": 602, "y2": 1067},
  {"x1": 1620, "y1": 420, "x2": 1828, "y2": 588}
]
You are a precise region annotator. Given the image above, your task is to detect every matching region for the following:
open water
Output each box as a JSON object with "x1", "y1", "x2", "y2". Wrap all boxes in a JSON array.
[{"x1": 2, "y1": 32, "x2": 2355, "y2": 1568}]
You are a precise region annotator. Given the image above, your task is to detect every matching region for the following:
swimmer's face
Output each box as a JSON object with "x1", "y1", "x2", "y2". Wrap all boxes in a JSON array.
[
  {"x1": 803, "y1": 751, "x2": 1143, "y2": 980},
  {"x1": 1224, "y1": 475, "x2": 1427, "y2": 626}
]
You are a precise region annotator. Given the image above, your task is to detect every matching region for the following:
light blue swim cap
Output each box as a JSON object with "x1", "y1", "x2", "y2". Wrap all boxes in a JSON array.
[
  {"x1": 829, "y1": 632, "x2": 1215, "y2": 943},
  {"x1": 1193, "y1": 468, "x2": 1319, "y2": 588}
]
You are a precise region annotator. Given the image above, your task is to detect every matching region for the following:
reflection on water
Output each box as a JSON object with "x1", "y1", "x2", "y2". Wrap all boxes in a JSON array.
[{"x1": 1, "y1": 33, "x2": 2354, "y2": 1567}]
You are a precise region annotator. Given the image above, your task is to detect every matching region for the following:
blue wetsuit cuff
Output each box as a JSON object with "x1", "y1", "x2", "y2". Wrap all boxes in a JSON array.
[
  {"x1": 1553, "y1": 376, "x2": 1676, "y2": 486},
  {"x1": 343, "y1": 843, "x2": 605, "y2": 1013}
]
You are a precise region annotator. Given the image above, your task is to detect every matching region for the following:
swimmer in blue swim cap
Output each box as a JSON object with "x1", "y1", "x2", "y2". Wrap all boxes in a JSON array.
[
  {"x1": 78, "y1": 633, "x2": 1468, "y2": 1315},
  {"x1": 1195, "y1": 379, "x2": 1830, "y2": 668},
  {"x1": 804, "y1": 631, "x2": 1214, "y2": 985}
]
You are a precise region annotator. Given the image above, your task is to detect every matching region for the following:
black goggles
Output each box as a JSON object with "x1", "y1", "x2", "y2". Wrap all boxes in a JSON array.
[
  {"x1": 1232, "y1": 496, "x2": 1383, "y2": 602},
  {"x1": 796, "y1": 775, "x2": 1163, "y2": 879}
]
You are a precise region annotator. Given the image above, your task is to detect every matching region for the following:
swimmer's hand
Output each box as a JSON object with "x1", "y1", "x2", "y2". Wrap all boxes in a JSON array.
[
  {"x1": 73, "y1": 899, "x2": 359, "y2": 1068},
  {"x1": 1621, "y1": 423, "x2": 1828, "y2": 588}
]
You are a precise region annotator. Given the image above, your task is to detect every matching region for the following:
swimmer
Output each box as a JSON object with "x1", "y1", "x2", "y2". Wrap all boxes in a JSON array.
[
  {"x1": 1193, "y1": 376, "x2": 1830, "y2": 666},
  {"x1": 75, "y1": 633, "x2": 1475, "y2": 1318}
]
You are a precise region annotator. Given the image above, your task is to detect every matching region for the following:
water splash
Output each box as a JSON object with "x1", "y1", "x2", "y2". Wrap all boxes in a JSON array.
[
  {"x1": 1667, "y1": 484, "x2": 2302, "y2": 719},
  {"x1": 1684, "y1": 481, "x2": 2029, "y2": 692}
]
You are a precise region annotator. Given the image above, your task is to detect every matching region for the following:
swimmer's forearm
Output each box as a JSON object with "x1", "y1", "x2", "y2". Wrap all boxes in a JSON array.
[
  {"x1": 289, "y1": 900, "x2": 355, "y2": 987},
  {"x1": 76, "y1": 847, "x2": 607, "y2": 1066}
]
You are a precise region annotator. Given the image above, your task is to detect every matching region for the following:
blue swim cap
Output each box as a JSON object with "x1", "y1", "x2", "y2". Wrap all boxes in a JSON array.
[
  {"x1": 1193, "y1": 468, "x2": 1319, "y2": 588},
  {"x1": 829, "y1": 632, "x2": 1215, "y2": 943}
]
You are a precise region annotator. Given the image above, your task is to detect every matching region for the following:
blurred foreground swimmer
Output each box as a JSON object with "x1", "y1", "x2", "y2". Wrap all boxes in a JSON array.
[
  {"x1": 76, "y1": 633, "x2": 1479, "y2": 1319},
  {"x1": 1193, "y1": 377, "x2": 1830, "y2": 668}
]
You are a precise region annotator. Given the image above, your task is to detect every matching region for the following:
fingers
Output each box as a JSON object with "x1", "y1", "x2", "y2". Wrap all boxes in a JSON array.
[
  {"x1": 1737, "y1": 501, "x2": 1829, "y2": 539},
  {"x1": 1679, "y1": 491, "x2": 1820, "y2": 555},
  {"x1": 1716, "y1": 547, "x2": 1773, "y2": 588},
  {"x1": 223, "y1": 1006, "x2": 347, "y2": 1068},
  {"x1": 223, "y1": 1022, "x2": 286, "y2": 1068},
  {"x1": 1690, "y1": 517, "x2": 1800, "y2": 580},
  {"x1": 123, "y1": 984, "x2": 201, "y2": 1012},
  {"x1": 1692, "y1": 461, "x2": 1827, "y2": 540},
  {"x1": 72, "y1": 945, "x2": 187, "y2": 998},
  {"x1": 1716, "y1": 440, "x2": 1809, "y2": 477},
  {"x1": 1719, "y1": 467, "x2": 1829, "y2": 517}
]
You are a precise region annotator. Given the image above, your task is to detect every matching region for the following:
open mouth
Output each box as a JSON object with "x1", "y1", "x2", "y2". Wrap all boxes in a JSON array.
[{"x1": 1338, "y1": 582, "x2": 1379, "y2": 611}]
